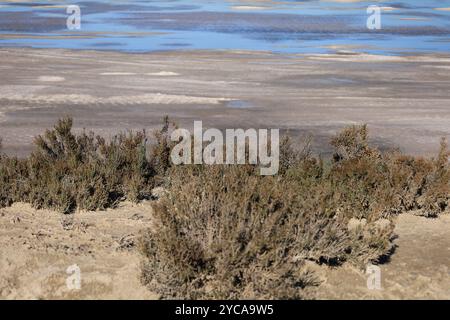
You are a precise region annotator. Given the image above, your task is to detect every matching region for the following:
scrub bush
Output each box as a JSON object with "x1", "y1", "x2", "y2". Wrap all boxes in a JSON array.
[{"x1": 140, "y1": 124, "x2": 448, "y2": 299}]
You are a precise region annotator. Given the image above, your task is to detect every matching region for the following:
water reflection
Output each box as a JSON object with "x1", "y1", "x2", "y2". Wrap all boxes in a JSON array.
[{"x1": 0, "y1": 0, "x2": 450, "y2": 54}]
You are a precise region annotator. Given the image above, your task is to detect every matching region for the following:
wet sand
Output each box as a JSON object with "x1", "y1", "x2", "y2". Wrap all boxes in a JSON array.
[{"x1": 1, "y1": 48, "x2": 450, "y2": 157}]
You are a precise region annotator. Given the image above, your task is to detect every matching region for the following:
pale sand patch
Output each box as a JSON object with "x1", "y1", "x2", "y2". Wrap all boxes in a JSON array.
[
  {"x1": 399, "y1": 17, "x2": 429, "y2": 21},
  {"x1": 146, "y1": 71, "x2": 179, "y2": 76},
  {"x1": 0, "y1": 202, "x2": 158, "y2": 299},
  {"x1": 435, "y1": 7, "x2": 450, "y2": 11},
  {"x1": 231, "y1": 6, "x2": 269, "y2": 11},
  {"x1": 306, "y1": 53, "x2": 407, "y2": 63},
  {"x1": 322, "y1": 44, "x2": 374, "y2": 51},
  {"x1": 38, "y1": 76, "x2": 65, "y2": 82},
  {"x1": 381, "y1": 6, "x2": 397, "y2": 11},
  {"x1": 422, "y1": 65, "x2": 450, "y2": 70},
  {"x1": 0, "y1": 85, "x2": 47, "y2": 95},
  {"x1": 305, "y1": 52, "x2": 450, "y2": 63},
  {"x1": 1, "y1": 48, "x2": 450, "y2": 157},
  {"x1": 100, "y1": 72, "x2": 136, "y2": 76},
  {"x1": 32, "y1": 5, "x2": 67, "y2": 8},
  {"x1": 0, "y1": 93, "x2": 232, "y2": 105},
  {"x1": 315, "y1": 213, "x2": 450, "y2": 299}
]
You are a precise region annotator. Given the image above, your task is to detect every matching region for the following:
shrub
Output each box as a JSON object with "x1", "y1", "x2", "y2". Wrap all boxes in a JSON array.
[
  {"x1": 328, "y1": 125, "x2": 449, "y2": 218},
  {"x1": 26, "y1": 117, "x2": 156, "y2": 213},
  {"x1": 140, "y1": 165, "x2": 323, "y2": 299},
  {"x1": 140, "y1": 124, "x2": 449, "y2": 299},
  {"x1": 0, "y1": 117, "x2": 161, "y2": 213},
  {"x1": 140, "y1": 158, "x2": 396, "y2": 298},
  {"x1": 0, "y1": 155, "x2": 28, "y2": 208},
  {"x1": 0, "y1": 138, "x2": 27, "y2": 207},
  {"x1": 330, "y1": 124, "x2": 378, "y2": 161},
  {"x1": 148, "y1": 115, "x2": 178, "y2": 186},
  {"x1": 416, "y1": 138, "x2": 450, "y2": 216}
]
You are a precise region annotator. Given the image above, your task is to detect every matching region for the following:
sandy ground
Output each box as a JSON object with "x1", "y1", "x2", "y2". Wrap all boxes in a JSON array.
[
  {"x1": 315, "y1": 213, "x2": 450, "y2": 299},
  {"x1": 0, "y1": 202, "x2": 157, "y2": 299},
  {"x1": 0, "y1": 202, "x2": 448, "y2": 300},
  {"x1": 1, "y1": 48, "x2": 450, "y2": 157}
]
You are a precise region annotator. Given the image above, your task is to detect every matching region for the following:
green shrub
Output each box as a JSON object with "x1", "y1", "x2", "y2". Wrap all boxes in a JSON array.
[{"x1": 1, "y1": 121, "x2": 447, "y2": 217}]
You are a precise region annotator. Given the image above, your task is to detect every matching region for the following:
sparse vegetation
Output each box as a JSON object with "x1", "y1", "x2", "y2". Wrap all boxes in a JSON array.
[
  {"x1": 0, "y1": 119, "x2": 448, "y2": 299},
  {"x1": 141, "y1": 164, "x2": 322, "y2": 299},
  {"x1": 328, "y1": 125, "x2": 449, "y2": 218},
  {"x1": 25, "y1": 118, "x2": 152, "y2": 213},
  {"x1": 139, "y1": 124, "x2": 448, "y2": 299},
  {"x1": 0, "y1": 117, "x2": 173, "y2": 213}
]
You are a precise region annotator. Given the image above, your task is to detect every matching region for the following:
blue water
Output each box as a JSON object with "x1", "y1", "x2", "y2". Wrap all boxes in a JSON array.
[{"x1": 1, "y1": 0, "x2": 450, "y2": 55}]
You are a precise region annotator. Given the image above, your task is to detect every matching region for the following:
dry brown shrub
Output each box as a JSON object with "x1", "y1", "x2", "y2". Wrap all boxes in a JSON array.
[
  {"x1": 140, "y1": 150, "x2": 397, "y2": 299},
  {"x1": 1, "y1": 117, "x2": 159, "y2": 213},
  {"x1": 140, "y1": 124, "x2": 449, "y2": 299},
  {"x1": 1, "y1": 120, "x2": 448, "y2": 299},
  {"x1": 140, "y1": 165, "x2": 323, "y2": 299}
]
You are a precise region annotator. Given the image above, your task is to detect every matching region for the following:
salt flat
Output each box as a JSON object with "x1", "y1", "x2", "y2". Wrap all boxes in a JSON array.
[{"x1": 0, "y1": 48, "x2": 449, "y2": 157}]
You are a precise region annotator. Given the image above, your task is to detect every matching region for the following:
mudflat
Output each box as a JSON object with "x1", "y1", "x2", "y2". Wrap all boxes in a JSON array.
[{"x1": 1, "y1": 48, "x2": 450, "y2": 157}]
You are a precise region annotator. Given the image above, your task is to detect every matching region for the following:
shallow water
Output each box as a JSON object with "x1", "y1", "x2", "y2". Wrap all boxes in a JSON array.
[{"x1": 1, "y1": 0, "x2": 450, "y2": 55}]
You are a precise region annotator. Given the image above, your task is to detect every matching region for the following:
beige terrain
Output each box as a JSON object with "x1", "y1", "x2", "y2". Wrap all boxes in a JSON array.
[
  {"x1": 0, "y1": 201, "x2": 448, "y2": 299},
  {"x1": 0, "y1": 202, "x2": 157, "y2": 299},
  {"x1": 315, "y1": 213, "x2": 450, "y2": 299}
]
